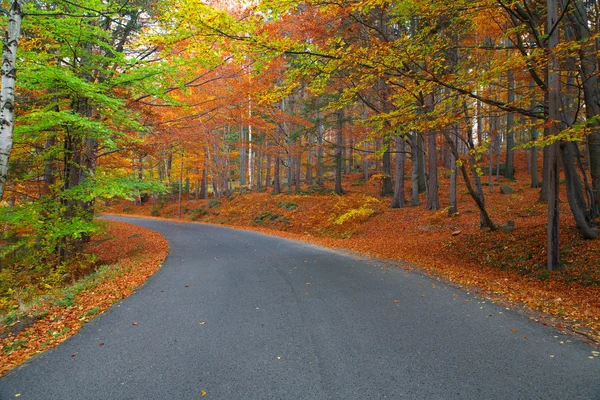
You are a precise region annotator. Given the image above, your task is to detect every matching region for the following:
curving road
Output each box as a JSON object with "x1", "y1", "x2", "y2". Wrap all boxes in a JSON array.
[{"x1": 1, "y1": 216, "x2": 599, "y2": 399}]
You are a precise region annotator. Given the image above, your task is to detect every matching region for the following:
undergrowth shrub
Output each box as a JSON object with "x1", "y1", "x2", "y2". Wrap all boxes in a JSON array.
[
  {"x1": 332, "y1": 195, "x2": 380, "y2": 225},
  {"x1": 190, "y1": 207, "x2": 208, "y2": 220}
]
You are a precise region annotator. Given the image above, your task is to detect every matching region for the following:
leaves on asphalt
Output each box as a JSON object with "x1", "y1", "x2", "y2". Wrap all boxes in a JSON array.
[{"x1": 0, "y1": 221, "x2": 169, "y2": 376}]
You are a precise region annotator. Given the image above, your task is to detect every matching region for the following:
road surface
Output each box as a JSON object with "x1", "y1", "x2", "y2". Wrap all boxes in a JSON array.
[{"x1": 1, "y1": 216, "x2": 598, "y2": 399}]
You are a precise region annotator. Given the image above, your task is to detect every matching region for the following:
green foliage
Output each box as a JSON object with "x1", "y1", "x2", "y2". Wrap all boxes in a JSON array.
[
  {"x1": 208, "y1": 200, "x2": 222, "y2": 208},
  {"x1": 190, "y1": 207, "x2": 208, "y2": 220},
  {"x1": 150, "y1": 206, "x2": 161, "y2": 217},
  {"x1": 277, "y1": 201, "x2": 298, "y2": 210},
  {"x1": 253, "y1": 211, "x2": 280, "y2": 225}
]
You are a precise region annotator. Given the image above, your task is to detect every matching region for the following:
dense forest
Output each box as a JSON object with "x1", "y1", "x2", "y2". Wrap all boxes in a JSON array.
[{"x1": 1, "y1": 0, "x2": 599, "y2": 316}]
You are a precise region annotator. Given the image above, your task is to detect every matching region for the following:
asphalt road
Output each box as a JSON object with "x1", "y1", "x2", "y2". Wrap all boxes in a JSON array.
[{"x1": 1, "y1": 216, "x2": 598, "y2": 400}]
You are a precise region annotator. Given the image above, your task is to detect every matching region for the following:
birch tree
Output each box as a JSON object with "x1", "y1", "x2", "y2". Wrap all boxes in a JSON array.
[{"x1": 0, "y1": 0, "x2": 24, "y2": 201}]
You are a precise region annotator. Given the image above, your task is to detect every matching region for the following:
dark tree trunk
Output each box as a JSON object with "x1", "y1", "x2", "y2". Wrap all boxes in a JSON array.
[
  {"x1": 335, "y1": 108, "x2": 344, "y2": 195},
  {"x1": 561, "y1": 142, "x2": 599, "y2": 238},
  {"x1": 316, "y1": 110, "x2": 324, "y2": 186},
  {"x1": 539, "y1": 144, "x2": 550, "y2": 202},
  {"x1": 417, "y1": 134, "x2": 426, "y2": 193},
  {"x1": 546, "y1": 0, "x2": 561, "y2": 271},
  {"x1": 505, "y1": 69, "x2": 515, "y2": 179},
  {"x1": 410, "y1": 133, "x2": 420, "y2": 206},
  {"x1": 391, "y1": 136, "x2": 406, "y2": 208},
  {"x1": 448, "y1": 124, "x2": 458, "y2": 215},
  {"x1": 443, "y1": 128, "x2": 496, "y2": 230},
  {"x1": 530, "y1": 82, "x2": 541, "y2": 188},
  {"x1": 567, "y1": 0, "x2": 600, "y2": 216},
  {"x1": 381, "y1": 136, "x2": 394, "y2": 196},
  {"x1": 265, "y1": 152, "x2": 272, "y2": 189},
  {"x1": 426, "y1": 128, "x2": 439, "y2": 211},
  {"x1": 273, "y1": 151, "x2": 281, "y2": 195}
]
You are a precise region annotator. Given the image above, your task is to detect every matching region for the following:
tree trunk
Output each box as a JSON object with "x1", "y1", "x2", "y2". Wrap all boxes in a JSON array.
[
  {"x1": 567, "y1": 0, "x2": 600, "y2": 216},
  {"x1": 426, "y1": 127, "x2": 439, "y2": 211},
  {"x1": 334, "y1": 108, "x2": 344, "y2": 195},
  {"x1": 316, "y1": 109, "x2": 324, "y2": 186},
  {"x1": 546, "y1": 0, "x2": 561, "y2": 271},
  {"x1": 239, "y1": 125, "x2": 246, "y2": 187},
  {"x1": 448, "y1": 124, "x2": 458, "y2": 215},
  {"x1": 417, "y1": 133, "x2": 426, "y2": 193},
  {"x1": 391, "y1": 136, "x2": 406, "y2": 208},
  {"x1": 265, "y1": 152, "x2": 272, "y2": 189},
  {"x1": 0, "y1": 0, "x2": 24, "y2": 201},
  {"x1": 425, "y1": 91, "x2": 439, "y2": 211},
  {"x1": 410, "y1": 133, "x2": 420, "y2": 206},
  {"x1": 505, "y1": 69, "x2": 515, "y2": 179},
  {"x1": 178, "y1": 147, "x2": 184, "y2": 219},
  {"x1": 306, "y1": 134, "x2": 313, "y2": 186},
  {"x1": 273, "y1": 150, "x2": 281, "y2": 195},
  {"x1": 561, "y1": 142, "x2": 599, "y2": 239},
  {"x1": 530, "y1": 82, "x2": 541, "y2": 188},
  {"x1": 443, "y1": 128, "x2": 496, "y2": 230},
  {"x1": 381, "y1": 136, "x2": 394, "y2": 196}
]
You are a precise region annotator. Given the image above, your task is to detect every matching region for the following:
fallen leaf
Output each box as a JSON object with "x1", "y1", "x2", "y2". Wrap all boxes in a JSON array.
[
  {"x1": 72, "y1": 353, "x2": 77, "y2": 357},
  {"x1": 132, "y1": 322, "x2": 138, "y2": 326},
  {"x1": 99, "y1": 343, "x2": 104, "y2": 347},
  {"x1": 201, "y1": 390, "x2": 207, "y2": 396},
  {"x1": 199, "y1": 322, "x2": 206, "y2": 325},
  {"x1": 15, "y1": 394, "x2": 20, "y2": 397},
  {"x1": 510, "y1": 328, "x2": 518, "y2": 332},
  {"x1": 393, "y1": 299, "x2": 399, "y2": 303}
]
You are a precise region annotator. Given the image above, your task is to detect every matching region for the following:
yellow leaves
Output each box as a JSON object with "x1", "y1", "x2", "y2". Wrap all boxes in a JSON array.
[
  {"x1": 201, "y1": 389, "x2": 207, "y2": 396},
  {"x1": 332, "y1": 195, "x2": 380, "y2": 225},
  {"x1": 199, "y1": 321, "x2": 206, "y2": 325}
]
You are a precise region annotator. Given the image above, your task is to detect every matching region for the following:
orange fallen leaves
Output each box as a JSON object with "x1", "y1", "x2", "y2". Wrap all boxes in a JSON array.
[
  {"x1": 103, "y1": 152, "x2": 600, "y2": 343},
  {"x1": 0, "y1": 220, "x2": 169, "y2": 376}
]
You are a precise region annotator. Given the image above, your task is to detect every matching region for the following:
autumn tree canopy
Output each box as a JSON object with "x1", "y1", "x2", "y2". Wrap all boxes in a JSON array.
[{"x1": 1, "y1": 0, "x2": 599, "y2": 274}]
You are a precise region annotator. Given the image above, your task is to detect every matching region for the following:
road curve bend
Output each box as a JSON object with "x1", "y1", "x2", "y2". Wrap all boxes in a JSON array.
[{"x1": 1, "y1": 216, "x2": 598, "y2": 399}]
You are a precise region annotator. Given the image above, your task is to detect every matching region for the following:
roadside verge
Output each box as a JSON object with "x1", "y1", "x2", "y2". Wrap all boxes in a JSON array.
[{"x1": 0, "y1": 219, "x2": 169, "y2": 376}]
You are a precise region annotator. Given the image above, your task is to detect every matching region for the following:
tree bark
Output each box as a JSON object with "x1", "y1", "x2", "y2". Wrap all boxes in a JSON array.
[
  {"x1": 410, "y1": 132, "x2": 420, "y2": 206},
  {"x1": 381, "y1": 136, "x2": 394, "y2": 196},
  {"x1": 448, "y1": 124, "x2": 458, "y2": 215},
  {"x1": 391, "y1": 136, "x2": 406, "y2": 208},
  {"x1": 334, "y1": 108, "x2": 344, "y2": 195},
  {"x1": 0, "y1": 0, "x2": 24, "y2": 201},
  {"x1": 546, "y1": 0, "x2": 561, "y2": 271},
  {"x1": 561, "y1": 142, "x2": 599, "y2": 239},
  {"x1": 567, "y1": 0, "x2": 600, "y2": 216},
  {"x1": 505, "y1": 69, "x2": 515, "y2": 179}
]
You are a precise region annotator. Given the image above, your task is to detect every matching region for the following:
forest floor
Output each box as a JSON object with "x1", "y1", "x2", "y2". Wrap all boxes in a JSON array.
[
  {"x1": 0, "y1": 221, "x2": 169, "y2": 376},
  {"x1": 106, "y1": 151, "x2": 600, "y2": 345}
]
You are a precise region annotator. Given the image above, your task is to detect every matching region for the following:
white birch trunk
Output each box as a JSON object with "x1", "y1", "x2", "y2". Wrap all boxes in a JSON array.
[{"x1": 0, "y1": 0, "x2": 24, "y2": 201}]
